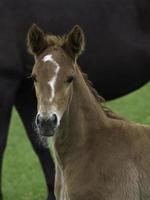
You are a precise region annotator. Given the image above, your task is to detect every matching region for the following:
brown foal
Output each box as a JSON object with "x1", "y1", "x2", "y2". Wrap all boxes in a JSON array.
[{"x1": 27, "y1": 24, "x2": 150, "y2": 200}]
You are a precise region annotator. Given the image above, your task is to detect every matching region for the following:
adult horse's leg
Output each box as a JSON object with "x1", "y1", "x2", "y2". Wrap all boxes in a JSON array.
[
  {"x1": 0, "y1": 78, "x2": 19, "y2": 200},
  {"x1": 15, "y1": 78, "x2": 55, "y2": 200}
]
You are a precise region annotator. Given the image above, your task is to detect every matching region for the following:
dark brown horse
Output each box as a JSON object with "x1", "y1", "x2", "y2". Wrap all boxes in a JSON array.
[{"x1": 28, "y1": 24, "x2": 150, "y2": 200}]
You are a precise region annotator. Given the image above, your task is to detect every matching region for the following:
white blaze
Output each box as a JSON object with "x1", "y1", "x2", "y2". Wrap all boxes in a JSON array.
[{"x1": 42, "y1": 54, "x2": 60, "y2": 102}]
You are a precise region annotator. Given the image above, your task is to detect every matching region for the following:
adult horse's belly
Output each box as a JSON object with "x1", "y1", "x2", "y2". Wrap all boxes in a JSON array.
[{"x1": 0, "y1": 0, "x2": 150, "y2": 99}]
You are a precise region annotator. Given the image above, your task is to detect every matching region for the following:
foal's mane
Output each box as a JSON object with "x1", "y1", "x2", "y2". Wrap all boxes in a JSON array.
[
  {"x1": 46, "y1": 34, "x2": 124, "y2": 121},
  {"x1": 81, "y1": 71, "x2": 125, "y2": 121},
  {"x1": 46, "y1": 35, "x2": 66, "y2": 47}
]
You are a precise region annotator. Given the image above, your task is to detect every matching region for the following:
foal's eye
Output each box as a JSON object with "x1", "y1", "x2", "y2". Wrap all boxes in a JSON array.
[
  {"x1": 65, "y1": 75, "x2": 74, "y2": 84},
  {"x1": 31, "y1": 74, "x2": 37, "y2": 82}
]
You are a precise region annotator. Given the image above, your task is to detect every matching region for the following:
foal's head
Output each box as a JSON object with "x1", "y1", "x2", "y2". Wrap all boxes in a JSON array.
[{"x1": 27, "y1": 24, "x2": 85, "y2": 136}]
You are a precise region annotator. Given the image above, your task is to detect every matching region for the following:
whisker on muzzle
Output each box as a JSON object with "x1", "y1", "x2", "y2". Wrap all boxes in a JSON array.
[{"x1": 32, "y1": 119, "x2": 49, "y2": 148}]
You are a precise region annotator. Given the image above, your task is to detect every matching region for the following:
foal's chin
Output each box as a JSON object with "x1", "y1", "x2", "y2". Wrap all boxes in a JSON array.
[{"x1": 39, "y1": 127, "x2": 57, "y2": 137}]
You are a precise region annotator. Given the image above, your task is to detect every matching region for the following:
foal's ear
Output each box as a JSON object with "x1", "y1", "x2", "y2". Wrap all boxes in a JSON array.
[
  {"x1": 64, "y1": 25, "x2": 85, "y2": 59},
  {"x1": 27, "y1": 24, "x2": 48, "y2": 56}
]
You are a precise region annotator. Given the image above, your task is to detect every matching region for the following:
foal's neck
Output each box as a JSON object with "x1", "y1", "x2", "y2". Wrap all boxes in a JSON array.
[
  {"x1": 70, "y1": 66, "x2": 107, "y2": 128},
  {"x1": 53, "y1": 66, "x2": 108, "y2": 167}
]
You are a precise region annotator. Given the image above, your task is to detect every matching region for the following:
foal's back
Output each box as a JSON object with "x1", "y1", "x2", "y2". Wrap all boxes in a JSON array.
[
  {"x1": 98, "y1": 119, "x2": 150, "y2": 200},
  {"x1": 72, "y1": 119, "x2": 150, "y2": 200},
  {"x1": 128, "y1": 122, "x2": 150, "y2": 200}
]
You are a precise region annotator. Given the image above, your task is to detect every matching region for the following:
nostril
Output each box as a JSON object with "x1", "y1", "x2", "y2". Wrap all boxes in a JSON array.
[
  {"x1": 51, "y1": 114, "x2": 58, "y2": 127},
  {"x1": 36, "y1": 114, "x2": 41, "y2": 126}
]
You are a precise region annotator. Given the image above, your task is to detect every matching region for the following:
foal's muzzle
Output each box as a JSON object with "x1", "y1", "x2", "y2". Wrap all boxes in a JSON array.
[{"x1": 36, "y1": 113, "x2": 58, "y2": 136}]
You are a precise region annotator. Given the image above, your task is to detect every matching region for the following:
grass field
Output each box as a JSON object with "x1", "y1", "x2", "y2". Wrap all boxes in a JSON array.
[{"x1": 2, "y1": 83, "x2": 150, "y2": 200}]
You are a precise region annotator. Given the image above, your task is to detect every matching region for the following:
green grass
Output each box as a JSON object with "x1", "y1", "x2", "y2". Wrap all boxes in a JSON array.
[
  {"x1": 106, "y1": 83, "x2": 150, "y2": 125},
  {"x1": 3, "y1": 111, "x2": 47, "y2": 199},
  {"x1": 2, "y1": 83, "x2": 150, "y2": 199}
]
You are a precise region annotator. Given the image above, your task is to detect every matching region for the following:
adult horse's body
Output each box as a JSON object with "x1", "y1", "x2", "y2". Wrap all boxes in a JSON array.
[
  {"x1": 28, "y1": 24, "x2": 150, "y2": 200},
  {"x1": 1, "y1": 0, "x2": 150, "y2": 99},
  {"x1": 1, "y1": 0, "x2": 150, "y2": 199}
]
